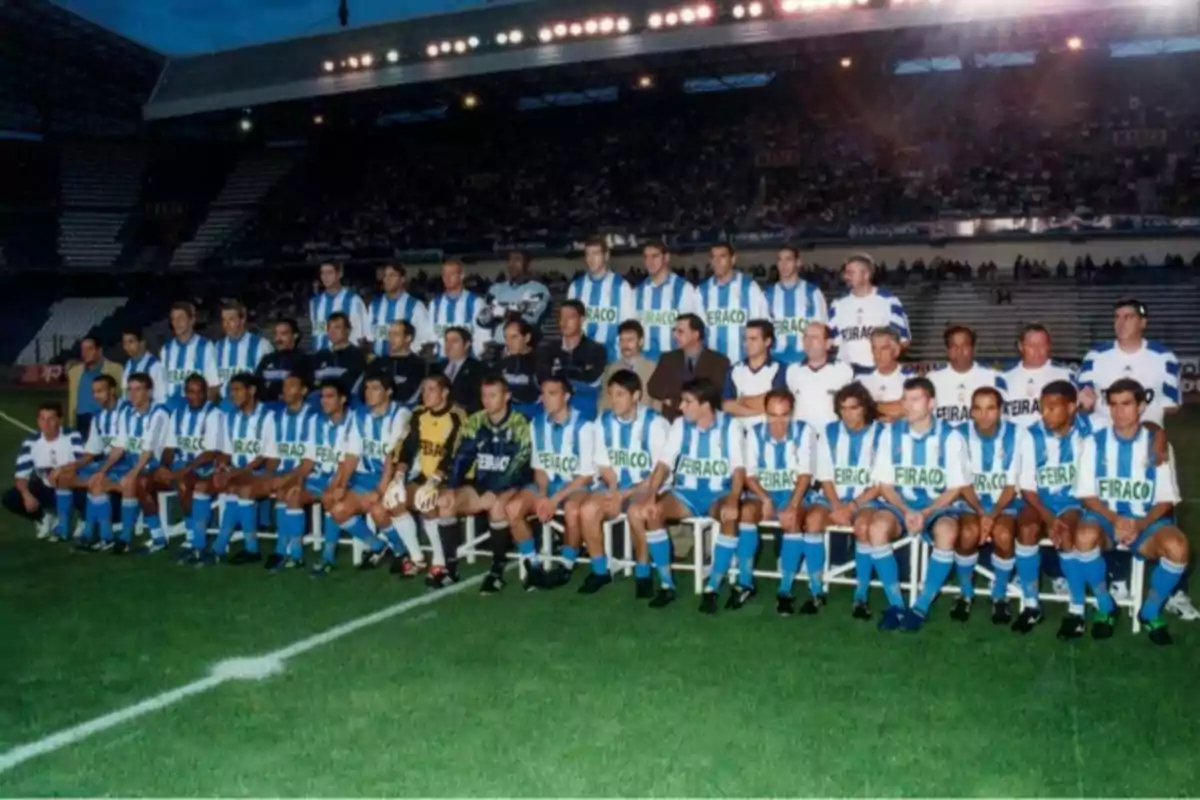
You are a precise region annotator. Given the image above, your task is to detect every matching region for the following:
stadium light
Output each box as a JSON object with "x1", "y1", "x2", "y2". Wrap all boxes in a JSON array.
[
  {"x1": 665, "y1": 11, "x2": 679, "y2": 25},
  {"x1": 238, "y1": 118, "x2": 253, "y2": 132},
  {"x1": 840, "y1": 56, "x2": 852, "y2": 67},
  {"x1": 360, "y1": 53, "x2": 373, "y2": 67},
  {"x1": 638, "y1": 74, "x2": 654, "y2": 88},
  {"x1": 1067, "y1": 35, "x2": 1083, "y2": 50},
  {"x1": 427, "y1": 43, "x2": 439, "y2": 57},
  {"x1": 386, "y1": 49, "x2": 399, "y2": 63},
  {"x1": 554, "y1": 22, "x2": 568, "y2": 36},
  {"x1": 648, "y1": 12, "x2": 664, "y2": 28},
  {"x1": 681, "y1": 7, "x2": 695, "y2": 23},
  {"x1": 509, "y1": 29, "x2": 524, "y2": 43},
  {"x1": 347, "y1": 55, "x2": 360, "y2": 68},
  {"x1": 616, "y1": 16, "x2": 631, "y2": 31},
  {"x1": 313, "y1": 114, "x2": 325, "y2": 125},
  {"x1": 748, "y1": 1, "x2": 764, "y2": 16},
  {"x1": 569, "y1": 22, "x2": 583, "y2": 35},
  {"x1": 453, "y1": 40, "x2": 467, "y2": 53},
  {"x1": 440, "y1": 41, "x2": 452, "y2": 53},
  {"x1": 463, "y1": 93, "x2": 479, "y2": 109},
  {"x1": 468, "y1": 36, "x2": 480, "y2": 48},
  {"x1": 496, "y1": 31, "x2": 509, "y2": 44},
  {"x1": 538, "y1": 27, "x2": 553, "y2": 41},
  {"x1": 322, "y1": 60, "x2": 335, "y2": 72},
  {"x1": 584, "y1": 19, "x2": 598, "y2": 34},
  {"x1": 599, "y1": 17, "x2": 614, "y2": 33}
]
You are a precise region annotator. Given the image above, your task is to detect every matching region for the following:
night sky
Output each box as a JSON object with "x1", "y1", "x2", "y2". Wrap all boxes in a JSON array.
[{"x1": 54, "y1": 0, "x2": 506, "y2": 54}]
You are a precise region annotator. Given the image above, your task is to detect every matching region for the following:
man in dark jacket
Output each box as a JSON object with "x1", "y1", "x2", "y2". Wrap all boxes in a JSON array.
[
  {"x1": 311, "y1": 312, "x2": 368, "y2": 399},
  {"x1": 433, "y1": 326, "x2": 485, "y2": 414},
  {"x1": 500, "y1": 318, "x2": 540, "y2": 418},
  {"x1": 256, "y1": 318, "x2": 313, "y2": 407},
  {"x1": 365, "y1": 320, "x2": 427, "y2": 408},
  {"x1": 536, "y1": 299, "x2": 607, "y2": 420},
  {"x1": 647, "y1": 313, "x2": 731, "y2": 422}
]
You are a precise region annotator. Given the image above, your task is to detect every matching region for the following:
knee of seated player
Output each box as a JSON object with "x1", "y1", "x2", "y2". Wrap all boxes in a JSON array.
[
  {"x1": 1016, "y1": 521, "x2": 1042, "y2": 547},
  {"x1": 852, "y1": 513, "x2": 873, "y2": 543},
  {"x1": 957, "y1": 518, "x2": 981, "y2": 552},
  {"x1": 931, "y1": 517, "x2": 959, "y2": 550},
  {"x1": 1154, "y1": 528, "x2": 1190, "y2": 564},
  {"x1": 503, "y1": 495, "x2": 526, "y2": 522},
  {"x1": 435, "y1": 490, "x2": 456, "y2": 518},
  {"x1": 643, "y1": 501, "x2": 665, "y2": 528},
  {"x1": 368, "y1": 504, "x2": 391, "y2": 527},
  {"x1": 867, "y1": 514, "x2": 895, "y2": 545},
  {"x1": 1072, "y1": 523, "x2": 1102, "y2": 552},
  {"x1": 803, "y1": 506, "x2": 827, "y2": 534},
  {"x1": 579, "y1": 496, "x2": 604, "y2": 524},
  {"x1": 739, "y1": 501, "x2": 761, "y2": 525},
  {"x1": 990, "y1": 518, "x2": 1016, "y2": 555}
]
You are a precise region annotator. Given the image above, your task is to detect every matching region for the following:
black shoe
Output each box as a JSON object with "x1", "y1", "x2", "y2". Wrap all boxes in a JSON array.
[
  {"x1": 776, "y1": 595, "x2": 796, "y2": 616},
  {"x1": 800, "y1": 594, "x2": 828, "y2": 615},
  {"x1": 521, "y1": 560, "x2": 545, "y2": 592},
  {"x1": 577, "y1": 572, "x2": 613, "y2": 595},
  {"x1": 852, "y1": 601, "x2": 872, "y2": 621},
  {"x1": 1011, "y1": 606, "x2": 1045, "y2": 634},
  {"x1": 425, "y1": 566, "x2": 458, "y2": 590},
  {"x1": 111, "y1": 541, "x2": 129, "y2": 556},
  {"x1": 479, "y1": 571, "x2": 506, "y2": 595},
  {"x1": 1143, "y1": 617, "x2": 1174, "y2": 646},
  {"x1": 725, "y1": 584, "x2": 755, "y2": 610},
  {"x1": 264, "y1": 553, "x2": 284, "y2": 570},
  {"x1": 541, "y1": 564, "x2": 573, "y2": 590},
  {"x1": 648, "y1": 587, "x2": 677, "y2": 608},
  {"x1": 1056, "y1": 613, "x2": 1086, "y2": 641},
  {"x1": 356, "y1": 551, "x2": 385, "y2": 570},
  {"x1": 229, "y1": 550, "x2": 263, "y2": 565},
  {"x1": 949, "y1": 597, "x2": 972, "y2": 622},
  {"x1": 1091, "y1": 611, "x2": 1117, "y2": 641},
  {"x1": 699, "y1": 590, "x2": 719, "y2": 615},
  {"x1": 991, "y1": 599, "x2": 1013, "y2": 625},
  {"x1": 634, "y1": 577, "x2": 654, "y2": 600}
]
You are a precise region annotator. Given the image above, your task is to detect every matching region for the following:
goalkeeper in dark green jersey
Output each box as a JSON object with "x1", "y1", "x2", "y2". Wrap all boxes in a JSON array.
[{"x1": 424, "y1": 375, "x2": 533, "y2": 594}]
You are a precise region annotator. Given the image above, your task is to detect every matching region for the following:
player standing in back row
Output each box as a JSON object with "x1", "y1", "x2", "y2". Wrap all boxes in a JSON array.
[
  {"x1": 828, "y1": 254, "x2": 909, "y2": 370},
  {"x1": 766, "y1": 245, "x2": 827, "y2": 364},
  {"x1": 698, "y1": 242, "x2": 770, "y2": 365},
  {"x1": 633, "y1": 241, "x2": 704, "y2": 361},
  {"x1": 568, "y1": 237, "x2": 635, "y2": 361}
]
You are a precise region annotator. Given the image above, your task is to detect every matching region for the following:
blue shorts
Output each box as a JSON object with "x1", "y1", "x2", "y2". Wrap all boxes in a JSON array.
[
  {"x1": 349, "y1": 472, "x2": 382, "y2": 495},
  {"x1": 304, "y1": 472, "x2": 333, "y2": 496},
  {"x1": 742, "y1": 490, "x2": 794, "y2": 514},
  {"x1": 1040, "y1": 496, "x2": 1082, "y2": 519},
  {"x1": 877, "y1": 500, "x2": 962, "y2": 542},
  {"x1": 965, "y1": 498, "x2": 1024, "y2": 517},
  {"x1": 1082, "y1": 512, "x2": 1176, "y2": 560},
  {"x1": 808, "y1": 494, "x2": 880, "y2": 521},
  {"x1": 668, "y1": 488, "x2": 728, "y2": 518}
]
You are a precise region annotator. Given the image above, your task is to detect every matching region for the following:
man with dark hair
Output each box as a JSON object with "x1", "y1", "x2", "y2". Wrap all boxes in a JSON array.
[
  {"x1": 121, "y1": 328, "x2": 166, "y2": 405},
  {"x1": 366, "y1": 320, "x2": 427, "y2": 408},
  {"x1": 928, "y1": 325, "x2": 1007, "y2": 425},
  {"x1": 430, "y1": 259, "x2": 489, "y2": 359},
  {"x1": 500, "y1": 318, "x2": 541, "y2": 419},
  {"x1": 634, "y1": 241, "x2": 704, "y2": 360},
  {"x1": 436, "y1": 326, "x2": 485, "y2": 414},
  {"x1": 1079, "y1": 299, "x2": 1180, "y2": 429},
  {"x1": 723, "y1": 319, "x2": 787, "y2": 425},
  {"x1": 256, "y1": 318, "x2": 313, "y2": 407},
  {"x1": 698, "y1": 242, "x2": 770, "y2": 365},
  {"x1": 767, "y1": 245, "x2": 827, "y2": 364},
  {"x1": 310, "y1": 262, "x2": 369, "y2": 352},
  {"x1": 481, "y1": 249, "x2": 550, "y2": 347},
  {"x1": 311, "y1": 311, "x2": 368, "y2": 400},
  {"x1": 537, "y1": 300, "x2": 608, "y2": 419},
  {"x1": 4, "y1": 403, "x2": 83, "y2": 540},
  {"x1": 598, "y1": 320, "x2": 657, "y2": 414},
  {"x1": 568, "y1": 236, "x2": 634, "y2": 360},
  {"x1": 161, "y1": 301, "x2": 220, "y2": 410},
  {"x1": 215, "y1": 299, "x2": 273, "y2": 411},
  {"x1": 68, "y1": 334, "x2": 123, "y2": 439},
  {"x1": 368, "y1": 263, "x2": 433, "y2": 357},
  {"x1": 646, "y1": 312, "x2": 731, "y2": 422}
]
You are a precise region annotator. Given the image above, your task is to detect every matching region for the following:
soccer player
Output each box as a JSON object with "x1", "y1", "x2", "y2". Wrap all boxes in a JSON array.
[
  {"x1": 311, "y1": 312, "x2": 368, "y2": 399},
  {"x1": 957, "y1": 387, "x2": 1023, "y2": 625},
  {"x1": 1078, "y1": 299, "x2": 1179, "y2": 429},
  {"x1": 278, "y1": 381, "x2": 359, "y2": 572},
  {"x1": 309, "y1": 262, "x2": 369, "y2": 352},
  {"x1": 856, "y1": 328, "x2": 911, "y2": 421},
  {"x1": 505, "y1": 377, "x2": 597, "y2": 589},
  {"x1": 429, "y1": 258, "x2": 488, "y2": 359},
  {"x1": 811, "y1": 382, "x2": 885, "y2": 619},
  {"x1": 1002, "y1": 324, "x2": 1075, "y2": 427},
  {"x1": 722, "y1": 319, "x2": 788, "y2": 426},
  {"x1": 321, "y1": 375, "x2": 411, "y2": 573},
  {"x1": 52, "y1": 374, "x2": 125, "y2": 547},
  {"x1": 368, "y1": 263, "x2": 433, "y2": 357},
  {"x1": 633, "y1": 240, "x2": 704, "y2": 361},
  {"x1": 828, "y1": 254, "x2": 909, "y2": 370},
  {"x1": 1074, "y1": 378, "x2": 1188, "y2": 645},
  {"x1": 538, "y1": 300, "x2": 608, "y2": 420},
  {"x1": 149, "y1": 374, "x2": 222, "y2": 560},
  {"x1": 121, "y1": 328, "x2": 166, "y2": 405},
  {"x1": 567, "y1": 236, "x2": 635, "y2": 361},
  {"x1": 386, "y1": 374, "x2": 466, "y2": 583},
  {"x1": 480, "y1": 250, "x2": 550, "y2": 347},
  {"x1": 785, "y1": 322, "x2": 855, "y2": 429},
  {"x1": 500, "y1": 318, "x2": 541, "y2": 419},
  {"x1": 584, "y1": 369, "x2": 671, "y2": 597},
  {"x1": 928, "y1": 325, "x2": 1007, "y2": 425},
  {"x1": 160, "y1": 301, "x2": 219, "y2": 411},
  {"x1": 1014, "y1": 380, "x2": 1091, "y2": 635},
  {"x1": 256, "y1": 318, "x2": 312, "y2": 407},
  {"x1": 254, "y1": 373, "x2": 318, "y2": 567},
  {"x1": 766, "y1": 245, "x2": 827, "y2": 364},
  {"x1": 4, "y1": 403, "x2": 83, "y2": 540},
  {"x1": 431, "y1": 377, "x2": 533, "y2": 595},
  {"x1": 215, "y1": 300, "x2": 273, "y2": 410},
  {"x1": 741, "y1": 389, "x2": 817, "y2": 614},
  {"x1": 84, "y1": 373, "x2": 170, "y2": 555},
  {"x1": 191, "y1": 373, "x2": 277, "y2": 565},
  {"x1": 698, "y1": 242, "x2": 770, "y2": 365},
  {"x1": 365, "y1": 320, "x2": 427, "y2": 408},
  {"x1": 628, "y1": 377, "x2": 747, "y2": 612},
  {"x1": 870, "y1": 377, "x2": 971, "y2": 632}
]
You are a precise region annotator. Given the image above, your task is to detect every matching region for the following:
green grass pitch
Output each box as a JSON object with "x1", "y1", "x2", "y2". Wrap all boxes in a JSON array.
[{"x1": 2, "y1": 390, "x2": 1200, "y2": 796}]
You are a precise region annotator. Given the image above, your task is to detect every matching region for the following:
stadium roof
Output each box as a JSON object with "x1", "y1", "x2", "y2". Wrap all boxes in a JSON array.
[{"x1": 143, "y1": 0, "x2": 1198, "y2": 121}]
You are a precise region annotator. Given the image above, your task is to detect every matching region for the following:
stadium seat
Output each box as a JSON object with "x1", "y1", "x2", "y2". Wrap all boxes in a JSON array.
[{"x1": 14, "y1": 296, "x2": 128, "y2": 364}]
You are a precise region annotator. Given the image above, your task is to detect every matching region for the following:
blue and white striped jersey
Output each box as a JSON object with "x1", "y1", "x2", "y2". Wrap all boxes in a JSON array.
[
  {"x1": 215, "y1": 333, "x2": 273, "y2": 395},
  {"x1": 766, "y1": 279, "x2": 828, "y2": 363},
  {"x1": 309, "y1": 288, "x2": 370, "y2": 352},
  {"x1": 929, "y1": 363, "x2": 1008, "y2": 425},
  {"x1": 1017, "y1": 416, "x2": 1093, "y2": 508},
  {"x1": 530, "y1": 408, "x2": 596, "y2": 490},
  {"x1": 271, "y1": 404, "x2": 318, "y2": 473},
  {"x1": 429, "y1": 291, "x2": 488, "y2": 359},
  {"x1": 660, "y1": 413, "x2": 747, "y2": 495},
  {"x1": 16, "y1": 430, "x2": 84, "y2": 481},
  {"x1": 828, "y1": 288, "x2": 909, "y2": 369},
  {"x1": 592, "y1": 406, "x2": 670, "y2": 489},
  {"x1": 160, "y1": 335, "x2": 220, "y2": 404},
  {"x1": 353, "y1": 402, "x2": 411, "y2": 475},
  {"x1": 745, "y1": 420, "x2": 816, "y2": 499},
  {"x1": 698, "y1": 272, "x2": 770, "y2": 365},
  {"x1": 83, "y1": 401, "x2": 130, "y2": 457},
  {"x1": 218, "y1": 403, "x2": 277, "y2": 469},
  {"x1": 873, "y1": 419, "x2": 970, "y2": 508},
  {"x1": 122, "y1": 353, "x2": 167, "y2": 405},
  {"x1": 115, "y1": 403, "x2": 171, "y2": 461},
  {"x1": 962, "y1": 420, "x2": 1021, "y2": 513},
  {"x1": 568, "y1": 270, "x2": 636, "y2": 361},
  {"x1": 815, "y1": 420, "x2": 885, "y2": 503},
  {"x1": 1078, "y1": 339, "x2": 1180, "y2": 427},
  {"x1": 163, "y1": 403, "x2": 222, "y2": 466},
  {"x1": 633, "y1": 273, "x2": 704, "y2": 360},
  {"x1": 306, "y1": 411, "x2": 360, "y2": 476},
  {"x1": 368, "y1": 292, "x2": 433, "y2": 356},
  {"x1": 1075, "y1": 427, "x2": 1180, "y2": 517}
]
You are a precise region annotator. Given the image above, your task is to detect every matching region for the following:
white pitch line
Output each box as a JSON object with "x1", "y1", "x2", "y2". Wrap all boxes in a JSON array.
[
  {"x1": 0, "y1": 410, "x2": 35, "y2": 434},
  {"x1": 0, "y1": 571, "x2": 487, "y2": 776}
]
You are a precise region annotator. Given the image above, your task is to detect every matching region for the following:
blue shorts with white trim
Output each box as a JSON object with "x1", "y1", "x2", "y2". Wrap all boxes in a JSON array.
[{"x1": 1082, "y1": 512, "x2": 1176, "y2": 560}]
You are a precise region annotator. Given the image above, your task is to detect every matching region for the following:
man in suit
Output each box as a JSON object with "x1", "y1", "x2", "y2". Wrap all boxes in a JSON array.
[
  {"x1": 435, "y1": 326, "x2": 485, "y2": 414},
  {"x1": 598, "y1": 320, "x2": 658, "y2": 414},
  {"x1": 647, "y1": 313, "x2": 730, "y2": 422}
]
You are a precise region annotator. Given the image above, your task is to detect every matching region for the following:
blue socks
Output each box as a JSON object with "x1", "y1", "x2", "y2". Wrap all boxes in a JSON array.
[
  {"x1": 93, "y1": 496, "x2": 114, "y2": 543},
  {"x1": 562, "y1": 545, "x2": 579, "y2": 569},
  {"x1": 273, "y1": 506, "x2": 291, "y2": 556},
  {"x1": 854, "y1": 542, "x2": 874, "y2": 602},
  {"x1": 119, "y1": 498, "x2": 140, "y2": 544},
  {"x1": 915, "y1": 548, "x2": 954, "y2": 615},
  {"x1": 516, "y1": 537, "x2": 538, "y2": 563},
  {"x1": 707, "y1": 533, "x2": 737, "y2": 592},
  {"x1": 592, "y1": 554, "x2": 609, "y2": 576},
  {"x1": 778, "y1": 533, "x2": 804, "y2": 597},
  {"x1": 803, "y1": 533, "x2": 826, "y2": 597},
  {"x1": 1060, "y1": 550, "x2": 1086, "y2": 615},
  {"x1": 872, "y1": 545, "x2": 904, "y2": 608},
  {"x1": 190, "y1": 493, "x2": 213, "y2": 550},
  {"x1": 954, "y1": 552, "x2": 978, "y2": 601},
  {"x1": 634, "y1": 562, "x2": 651, "y2": 579},
  {"x1": 213, "y1": 495, "x2": 240, "y2": 555},
  {"x1": 342, "y1": 515, "x2": 384, "y2": 553},
  {"x1": 239, "y1": 500, "x2": 259, "y2": 554},
  {"x1": 735, "y1": 524, "x2": 758, "y2": 588},
  {"x1": 1077, "y1": 548, "x2": 1114, "y2": 614},
  {"x1": 1143, "y1": 558, "x2": 1186, "y2": 619},
  {"x1": 321, "y1": 513, "x2": 340, "y2": 564},
  {"x1": 646, "y1": 528, "x2": 674, "y2": 589},
  {"x1": 991, "y1": 555, "x2": 1014, "y2": 602},
  {"x1": 54, "y1": 489, "x2": 73, "y2": 539},
  {"x1": 1015, "y1": 543, "x2": 1041, "y2": 608},
  {"x1": 145, "y1": 513, "x2": 165, "y2": 546}
]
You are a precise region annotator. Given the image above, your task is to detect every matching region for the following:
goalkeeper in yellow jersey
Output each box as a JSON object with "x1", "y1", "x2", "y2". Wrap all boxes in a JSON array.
[{"x1": 384, "y1": 373, "x2": 467, "y2": 587}]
